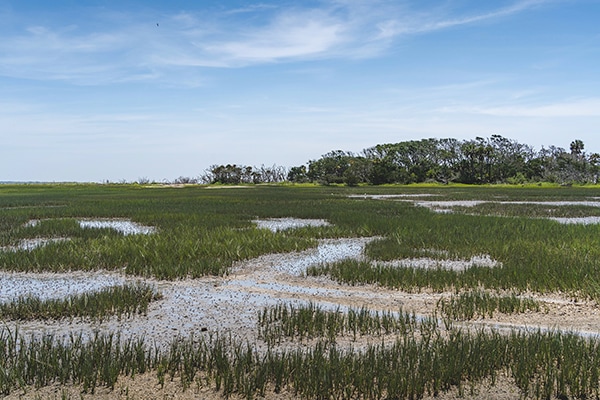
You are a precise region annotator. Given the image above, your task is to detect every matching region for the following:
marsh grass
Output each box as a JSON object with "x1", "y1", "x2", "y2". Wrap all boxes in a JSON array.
[
  {"x1": 0, "y1": 283, "x2": 161, "y2": 322},
  {"x1": 3, "y1": 323, "x2": 600, "y2": 399},
  {"x1": 257, "y1": 302, "x2": 422, "y2": 344},
  {"x1": 0, "y1": 226, "x2": 318, "y2": 279},
  {"x1": 0, "y1": 328, "x2": 155, "y2": 395},
  {"x1": 309, "y1": 207, "x2": 600, "y2": 300},
  {"x1": 5, "y1": 185, "x2": 600, "y2": 397},
  {"x1": 452, "y1": 202, "x2": 600, "y2": 218},
  {"x1": 0, "y1": 184, "x2": 428, "y2": 279},
  {"x1": 436, "y1": 290, "x2": 542, "y2": 321}
]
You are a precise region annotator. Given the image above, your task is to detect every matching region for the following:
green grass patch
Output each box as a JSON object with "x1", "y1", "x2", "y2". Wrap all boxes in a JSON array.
[
  {"x1": 0, "y1": 283, "x2": 162, "y2": 322},
  {"x1": 452, "y1": 202, "x2": 600, "y2": 218},
  {"x1": 4, "y1": 184, "x2": 600, "y2": 293},
  {"x1": 0, "y1": 328, "x2": 155, "y2": 395},
  {"x1": 436, "y1": 290, "x2": 542, "y2": 321},
  {"x1": 257, "y1": 302, "x2": 424, "y2": 344},
  {"x1": 3, "y1": 323, "x2": 600, "y2": 399}
]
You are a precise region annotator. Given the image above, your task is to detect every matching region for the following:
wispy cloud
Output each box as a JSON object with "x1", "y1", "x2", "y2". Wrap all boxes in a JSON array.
[
  {"x1": 0, "y1": 21, "x2": 152, "y2": 84},
  {"x1": 441, "y1": 98, "x2": 600, "y2": 118},
  {"x1": 224, "y1": 3, "x2": 280, "y2": 15},
  {"x1": 375, "y1": 0, "x2": 555, "y2": 38},
  {"x1": 0, "y1": 0, "x2": 558, "y2": 85},
  {"x1": 428, "y1": 0, "x2": 552, "y2": 29},
  {"x1": 203, "y1": 11, "x2": 347, "y2": 63}
]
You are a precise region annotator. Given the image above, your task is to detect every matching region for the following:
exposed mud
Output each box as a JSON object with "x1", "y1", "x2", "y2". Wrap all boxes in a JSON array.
[
  {"x1": 3, "y1": 217, "x2": 600, "y2": 399},
  {"x1": 1, "y1": 237, "x2": 71, "y2": 252},
  {"x1": 378, "y1": 254, "x2": 500, "y2": 271},
  {"x1": 78, "y1": 219, "x2": 156, "y2": 235},
  {"x1": 25, "y1": 218, "x2": 156, "y2": 235},
  {"x1": 0, "y1": 219, "x2": 157, "y2": 252},
  {"x1": 3, "y1": 236, "x2": 599, "y2": 348},
  {"x1": 253, "y1": 217, "x2": 330, "y2": 231},
  {"x1": 4, "y1": 252, "x2": 597, "y2": 399},
  {"x1": 0, "y1": 270, "x2": 131, "y2": 302}
]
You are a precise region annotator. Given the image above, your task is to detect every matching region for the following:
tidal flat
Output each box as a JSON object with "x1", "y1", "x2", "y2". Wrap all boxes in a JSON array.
[{"x1": 3, "y1": 184, "x2": 600, "y2": 399}]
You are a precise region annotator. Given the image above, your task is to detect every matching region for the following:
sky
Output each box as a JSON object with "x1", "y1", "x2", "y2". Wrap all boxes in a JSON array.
[{"x1": 1, "y1": 0, "x2": 599, "y2": 182}]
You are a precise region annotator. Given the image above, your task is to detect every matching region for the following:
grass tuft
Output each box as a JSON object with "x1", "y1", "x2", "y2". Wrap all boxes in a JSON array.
[{"x1": 0, "y1": 283, "x2": 161, "y2": 322}]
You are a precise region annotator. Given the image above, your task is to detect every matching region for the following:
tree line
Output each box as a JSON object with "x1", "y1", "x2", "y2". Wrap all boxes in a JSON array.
[
  {"x1": 297, "y1": 135, "x2": 599, "y2": 186},
  {"x1": 158, "y1": 135, "x2": 598, "y2": 186}
]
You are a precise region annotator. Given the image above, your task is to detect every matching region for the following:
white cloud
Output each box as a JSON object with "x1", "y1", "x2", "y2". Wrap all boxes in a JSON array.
[
  {"x1": 0, "y1": 1, "x2": 560, "y2": 84},
  {"x1": 0, "y1": 23, "x2": 150, "y2": 84},
  {"x1": 443, "y1": 98, "x2": 600, "y2": 118},
  {"x1": 224, "y1": 4, "x2": 280, "y2": 15},
  {"x1": 374, "y1": 0, "x2": 555, "y2": 38},
  {"x1": 427, "y1": 0, "x2": 551, "y2": 30},
  {"x1": 205, "y1": 12, "x2": 346, "y2": 63}
]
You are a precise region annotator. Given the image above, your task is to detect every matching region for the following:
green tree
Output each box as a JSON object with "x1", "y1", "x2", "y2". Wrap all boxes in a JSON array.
[
  {"x1": 307, "y1": 151, "x2": 355, "y2": 185},
  {"x1": 367, "y1": 158, "x2": 400, "y2": 184},
  {"x1": 343, "y1": 157, "x2": 371, "y2": 186},
  {"x1": 570, "y1": 139, "x2": 585, "y2": 156},
  {"x1": 207, "y1": 164, "x2": 243, "y2": 184},
  {"x1": 287, "y1": 166, "x2": 308, "y2": 183},
  {"x1": 457, "y1": 137, "x2": 494, "y2": 184}
]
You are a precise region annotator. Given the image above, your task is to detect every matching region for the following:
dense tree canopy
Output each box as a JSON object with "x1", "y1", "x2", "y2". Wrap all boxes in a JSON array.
[
  {"x1": 195, "y1": 136, "x2": 598, "y2": 186},
  {"x1": 294, "y1": 136, "x2": 600, "y2": 185}
]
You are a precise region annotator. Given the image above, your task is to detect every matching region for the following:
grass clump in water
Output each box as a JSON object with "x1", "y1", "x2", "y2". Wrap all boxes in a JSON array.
[{"x1": 0, "y1": 283, "x2": 162, "y2": 322}]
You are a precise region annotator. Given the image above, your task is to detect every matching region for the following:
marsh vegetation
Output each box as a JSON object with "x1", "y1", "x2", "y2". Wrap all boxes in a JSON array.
[
  {"x1": 0, "y1": 283, "x2": 161, "y2": 322},
  {"x1": 2, "y1": 183, "x2": 600, "y2": 399}
]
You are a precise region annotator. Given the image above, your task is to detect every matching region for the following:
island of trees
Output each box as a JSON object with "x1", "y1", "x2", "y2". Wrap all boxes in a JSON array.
[{"x1": 187, "y1": 135, "x2": 599, "y2": 186}]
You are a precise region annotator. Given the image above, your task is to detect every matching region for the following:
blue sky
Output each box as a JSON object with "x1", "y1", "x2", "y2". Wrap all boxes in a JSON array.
[{"x1": 1, "y1": 0, "x2": 599, "y2": 182}]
